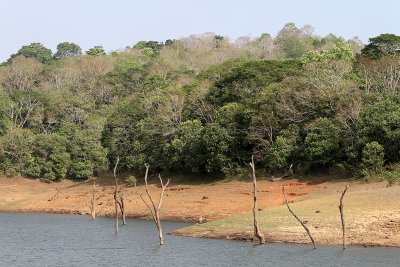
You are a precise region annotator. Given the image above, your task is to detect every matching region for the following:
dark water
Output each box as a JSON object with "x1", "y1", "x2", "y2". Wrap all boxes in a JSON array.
[{"x1": 0, "y1": 213, "x2": 398, "y2": 267}]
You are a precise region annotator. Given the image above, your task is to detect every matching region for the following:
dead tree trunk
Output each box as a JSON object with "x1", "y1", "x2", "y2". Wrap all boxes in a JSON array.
[
  {"x1": 339, "y1": 185, "x2": 348, "y2": 249},
  {"x1": 118, "y1": 193, "x2": 126, "y2": 225},
  {"x1": 282, "y1": 187, "x2": 316, "y2": 249},
  {"x1": 136, "y1": 164, "x2": 170, "y2": 245},
  {"x1": 113, "y1": 156, "x2": 120, "y2": 233},
  {"x1": 249, "y1": 155, "x2": 266, "y2": 244},
  {"x1": 90, "y1": 181, "x2": 96, "y2": 220}
]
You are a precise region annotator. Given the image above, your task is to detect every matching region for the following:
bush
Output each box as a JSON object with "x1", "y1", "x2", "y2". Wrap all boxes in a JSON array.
[
  {"x1": 363, "y1": 163, "x2": 400, "y2": 185},
  {"x1": 125, "y1": 175, "x2": 137, "y2": 186}
]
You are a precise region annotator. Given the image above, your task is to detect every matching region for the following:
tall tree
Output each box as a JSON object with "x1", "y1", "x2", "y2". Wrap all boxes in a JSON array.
[
  {"x1": 361, "y1": 34, "x2": 400, "y2": 59},
  {"x1": 11, "y1": 43, "x2": 52, "y2": 63},
  {"x1": 86, "y1": 46, "x2": 106, "y2": 56},
  {"x1": 54, "y1": 42, "x2": 82, "y2": 59}
]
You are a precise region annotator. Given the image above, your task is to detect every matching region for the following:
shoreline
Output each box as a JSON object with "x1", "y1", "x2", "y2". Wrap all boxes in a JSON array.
[
  {"x1": 1, "y1": 176, "x2": 400, "y2": 248},
  {"x1": 172, "y1": 229, "x2": 400, "y2": 248},
  {"x1": 1, "y1": 209, "x2": 398, "y2": 248}
]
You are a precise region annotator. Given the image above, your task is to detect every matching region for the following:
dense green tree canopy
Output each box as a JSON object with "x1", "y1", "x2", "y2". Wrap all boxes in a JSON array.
[{"x1": 3, "y1": 26, "x2": 400, "y2": 182}]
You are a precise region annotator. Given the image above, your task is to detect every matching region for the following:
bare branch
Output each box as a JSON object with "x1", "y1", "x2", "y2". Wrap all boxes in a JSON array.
[
  {"x1": 249, "y1": 154, "x2": 266, "y2": 244},
  {"x1": 113, "y1": 156, "x2": 120, "y2": 233},
  {"x1": 136, "y1": 164, "x2": 170, "y2": 245},
  {"x1": 282, "y1": 187, "x2": 316, "y2": 249},
  {"x1": 339, "y1": 185, "x2": 349, "y2": 249},
  {"x1": 157, "y1": 174, "x2": 170, "y2": 212}
]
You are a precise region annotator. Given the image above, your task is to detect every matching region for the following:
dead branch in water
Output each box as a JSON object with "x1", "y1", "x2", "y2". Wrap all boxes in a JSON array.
[
  {"x1": 249, "y1": 155, "x2": 266, "y2": 244},
  {"x1": 113, "y1": 156, "x2": 120, "y2": 233},
  {"x1": 135, "y1": 164, "x2": 170, "y2": 245},
  {"x1": 117, "y1": 193, "x2": 126, "y2": 225},
  {"x1": 90, "y1": 180, "x2": 96, "y2": 220},
  {"x1": 282, "y1": 187, "x2": 316, "y2": 249},
  {"x1": 339, "y1": 185, "x2": 348, "y2": 249}
]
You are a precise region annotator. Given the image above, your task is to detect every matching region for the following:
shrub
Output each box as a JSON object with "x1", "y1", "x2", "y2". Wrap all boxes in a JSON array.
[
  {"x1": 125, "y1": 175, "x2": 137, "y2": 186},
  {"x1": 69, "y1": 161, "x2": 93, "y2": 180}
]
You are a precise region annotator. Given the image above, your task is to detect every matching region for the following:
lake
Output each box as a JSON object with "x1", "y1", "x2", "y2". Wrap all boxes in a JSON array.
[{"x1": 0, "y1": 213, "x2": 398, "y2": 266}]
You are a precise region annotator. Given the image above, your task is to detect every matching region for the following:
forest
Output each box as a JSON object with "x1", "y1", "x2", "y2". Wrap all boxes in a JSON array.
[{"x1": 0, "y1": 23, "x2": 399, "y2": 182}]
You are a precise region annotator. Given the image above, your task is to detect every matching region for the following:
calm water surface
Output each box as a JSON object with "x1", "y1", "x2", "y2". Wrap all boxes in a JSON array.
[{"x1": 0, "y1": 213, "x2": 398, "y2": 267}]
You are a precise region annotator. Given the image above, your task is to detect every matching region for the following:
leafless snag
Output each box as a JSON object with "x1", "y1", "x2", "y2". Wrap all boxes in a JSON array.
[
  {"x1": 85, "y1": 180, "x2": 96, "y2": 220},
  {"x1": 249, "y1": 155, "x2": 266, "y2": 244},
  {"x1": 282, "y1": 187, "x2": 316, "y2": 249},
  {"x1": 113, "y1": 156, "x2": 120, "y2": 233},
  {"x1": 339, "y1": 185, "x2": 348, "y2": 249},
  {"x1": 135, "y1": 164, "x2": 170, "y2": 245},
  {"x1": 118, "y1": 193, "x2": 126, "y2": 225},
  {"x1": 89, "y1": 180, "x2": 96, "y2": 220}
]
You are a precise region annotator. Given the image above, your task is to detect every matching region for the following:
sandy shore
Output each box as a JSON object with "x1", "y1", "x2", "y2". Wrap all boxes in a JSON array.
[
  {"x1": 0, "y1": 175, "x2": 315, "y2": 222},
  {"x1": 1, "y1": 175, "x2": 399, "y2": 247}
]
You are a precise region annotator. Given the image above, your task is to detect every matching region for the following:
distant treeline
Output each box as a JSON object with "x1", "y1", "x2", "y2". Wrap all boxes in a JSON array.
[{"x1": 0, "y1": 23, "x2": 399, "y2": 182}]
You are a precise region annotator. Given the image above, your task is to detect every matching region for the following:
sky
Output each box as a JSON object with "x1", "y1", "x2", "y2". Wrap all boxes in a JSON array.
[{"x1": 1, "y1": 0, "x2": 400, "y2": 61}]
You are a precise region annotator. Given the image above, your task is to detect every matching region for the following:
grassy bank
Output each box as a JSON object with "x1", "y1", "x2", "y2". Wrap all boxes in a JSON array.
[{"x1": 174, "y1": 181, "x2": 400, "y2": 247}]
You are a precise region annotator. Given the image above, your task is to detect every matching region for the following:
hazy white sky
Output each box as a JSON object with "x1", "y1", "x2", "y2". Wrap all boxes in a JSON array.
[{"x1": 1, "y1": 0, "x2": 399, "y2": 61}]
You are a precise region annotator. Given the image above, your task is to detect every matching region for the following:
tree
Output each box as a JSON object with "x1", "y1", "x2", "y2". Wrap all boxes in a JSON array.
[
  {"x1": 0, "y1": 93, "x2": 11, "y2": 135},
  {"x1": 274, "y1": 23, "x2": 315, "y2": 59},
  {"x1": 276, "y1": 59, "x2": 357, "y2": 124},
  {"x1": 54, "y1": 42, "x2": 82, "y2": 59},
  {"x1": 156, "y1": 89, "x2": 186, "y2": 126},
  {"x1": 105, "y1": 52, "x2": 143, "y2": 96},
  {"x1": 58, "y1": 123, "x2": 108, "y2": 179},
  {"x1": 305, "y1": 118, "x2": 341, "y2": 166},
  {"x1": 356, "y1": 56, "x2": 400, "y2": 94},
  {"x1": 202, "y1": 123, "x2": 237, "y2": 174},
  {"x1": 11, "y1": 43, "x2": 52, "y2": 63},
  {"x1": 0, "y1": 128, "x2": 34, "y2": 176},
  {"x1": 267, "y1": 134, "x2": 296, "y2": 172},
  {"x1": 24, "y1": 133, "x2": 71, "y2": 180},
  {"x1": 361, "y1": 142, "x2": 385, "y2": 172},
  {"x1": 361, "y1": 34, "x2": 400, "y2": 59},
  {"x1": 0, "y1": 56, "x2": 43, "y2": 93},
  {"x1": 133, "y1": 40, "x2": 163, "y2": 54},
  {"x1": 3, "y1": 90, "x2": 44, "y2": 129},
  {"x1": 301, "y1": 41, "x2": 354, "y2": 65},
  {"x1": 86, "y1": 46, "x2": 106, "y2": 56},
  {"x1": 357, "y1": 96, "x2": 400, "y2": 161},
  {"x1": 206, "y1": 59, "x2": 301, "y2": 106},
  {"x1": 163, "y1": 120, "x2": 206, "y2": 173}
]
